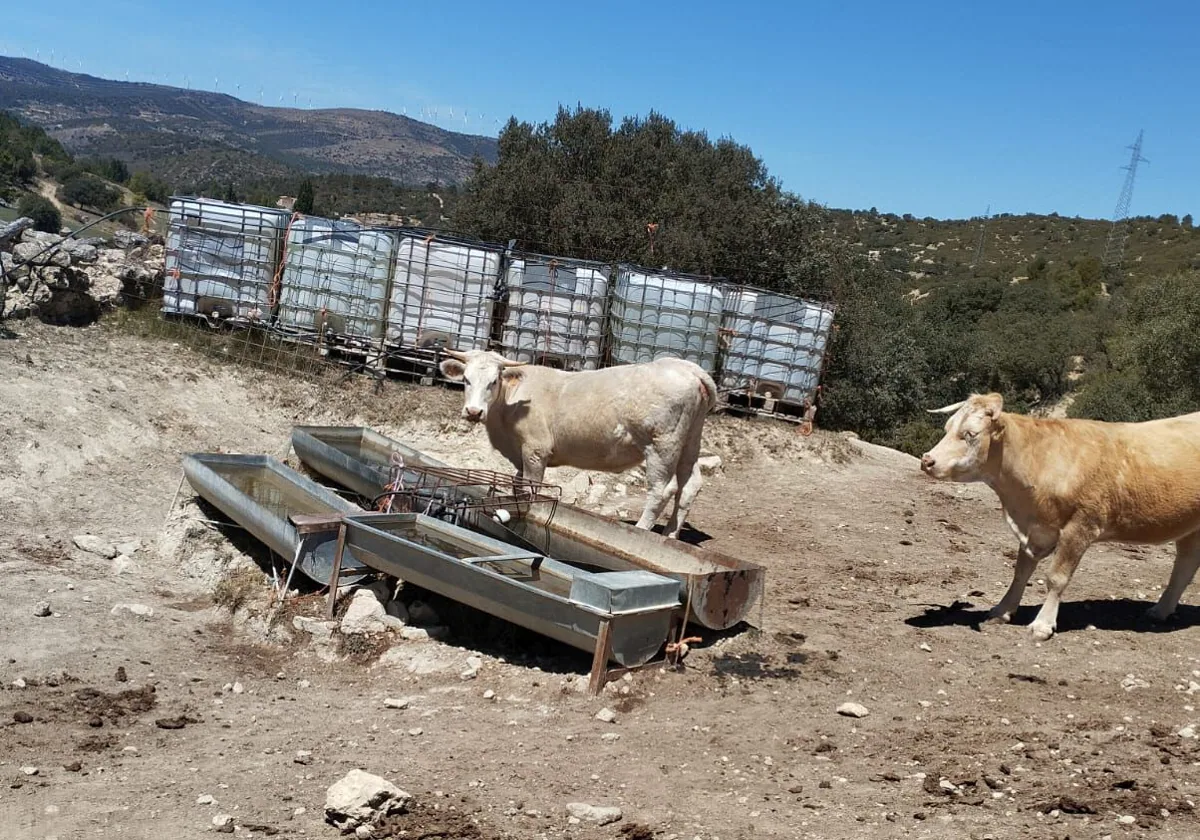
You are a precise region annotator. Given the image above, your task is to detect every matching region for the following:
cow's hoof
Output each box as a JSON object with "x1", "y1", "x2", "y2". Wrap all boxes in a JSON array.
[
  {"x1": 1144, "y1": 605, "x2": 1173, "y2": 624},
  {"x1": 1029, "y1": 623, "x2": 1055, "y2": 642},
  {"x1": 983, "y1": 608, "x2": 1013, "y2": 625}
]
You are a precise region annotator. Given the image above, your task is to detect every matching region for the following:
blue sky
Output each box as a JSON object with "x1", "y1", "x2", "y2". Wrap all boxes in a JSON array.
[{"x1": 2, "y1": 0, "x2": 1195, "y2": 220}]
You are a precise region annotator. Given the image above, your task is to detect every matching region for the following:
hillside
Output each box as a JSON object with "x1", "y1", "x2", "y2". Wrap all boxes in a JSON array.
[
  {"x1": 0, "y1": 56, "x2": 498, "y2": 187},
  {"x1": 829, "y1": 208, "x2": 1199, "y2": 293}
]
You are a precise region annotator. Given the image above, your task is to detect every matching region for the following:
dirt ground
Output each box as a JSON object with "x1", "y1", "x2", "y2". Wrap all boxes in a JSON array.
[{"x1": 3, "y1": 321, "x2": 1200, "y2": 840}]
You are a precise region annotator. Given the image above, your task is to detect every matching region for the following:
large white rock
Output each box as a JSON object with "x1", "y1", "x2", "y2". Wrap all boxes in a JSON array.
[
  {"x1": 324, "y1": 769, "x2": 411, "y2": 830},
  {"x1": 566, "y1": 802, "x2": 623, "y2": 825},
  {"x1": 340, "y1": 588, "x2": 403, "y2": 635},
  {"x1": 73, "y1": 535, "x2": 117, "y2": 559}
]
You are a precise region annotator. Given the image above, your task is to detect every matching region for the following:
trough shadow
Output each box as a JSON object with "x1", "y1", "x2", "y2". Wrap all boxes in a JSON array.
[
  {"x1": 906, "y1": 597, "x2": 1200, "y2": 636},
  {"x1": 192, "y1": 497, "x2": 296, "y2": 579}
]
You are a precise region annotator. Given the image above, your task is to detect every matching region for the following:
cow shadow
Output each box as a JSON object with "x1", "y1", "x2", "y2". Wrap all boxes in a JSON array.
[
  {"x1": 906, "y1": 597, "x2": 1200, "y2": 636},
  {"x1": 619, "y1": 520, "x2": 713, "y2": 546}
]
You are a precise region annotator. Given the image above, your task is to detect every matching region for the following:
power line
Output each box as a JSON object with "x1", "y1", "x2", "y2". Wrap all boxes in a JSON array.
[
  {"x1": 971, "y1": 204, "x2": 990, "y2": 268},
  {"x1": 1102, "y1": 130, "x2": 1148, "y2": 270}
]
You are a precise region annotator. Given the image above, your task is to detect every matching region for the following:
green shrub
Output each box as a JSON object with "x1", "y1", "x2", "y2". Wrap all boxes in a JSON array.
[
  {"x1": 16, "y1": 194, "x2": 62, "y2": 233},
  {"x1": 61, "y1": 174, "x2": 122, "y2": 211}
]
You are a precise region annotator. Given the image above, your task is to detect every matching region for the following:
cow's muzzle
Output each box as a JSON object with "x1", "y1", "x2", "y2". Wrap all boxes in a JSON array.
[{"x1": 463, "y1": 407, "x2": 485, "y2": 423}]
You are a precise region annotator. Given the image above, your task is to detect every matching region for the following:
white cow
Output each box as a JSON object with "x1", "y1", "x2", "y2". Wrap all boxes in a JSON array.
[{"x1": 439, "y1": 349, "x2": 718, "y2": 539}]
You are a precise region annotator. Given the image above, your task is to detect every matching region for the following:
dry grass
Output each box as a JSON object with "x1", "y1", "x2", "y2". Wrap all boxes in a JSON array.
[{"x1": 211, "y1": 567, "x2": 267, "y2": 615}]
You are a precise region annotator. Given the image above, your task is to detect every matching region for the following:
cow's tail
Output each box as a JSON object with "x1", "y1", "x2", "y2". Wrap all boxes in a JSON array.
[{"x1": 696, "y1": 368, "x2": 719, "y2": 414}]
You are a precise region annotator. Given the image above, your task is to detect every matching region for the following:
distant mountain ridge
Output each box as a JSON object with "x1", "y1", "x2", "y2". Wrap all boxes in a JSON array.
[{"x1": 0, "y1": 56, "x2": 498, "y2": 187}]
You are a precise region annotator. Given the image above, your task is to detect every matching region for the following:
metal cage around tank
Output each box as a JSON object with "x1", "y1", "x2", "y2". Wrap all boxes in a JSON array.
[
  {"x1": 718, "y1": 284, "x2": 836, "y2": 415},
  {"x1": 607, "y1": 263, "x2": 726, "y2": 375},
  {"x1": 163, "y1": 196, "x2": 291, "y2": 323},
  {"x1": 497, "y1": 251, "x2": 612, "y2": 370},
  {"x1": 384, "y1": 229, "x2": 505, "y2": 367},
  {"x1": 274, "y1": 215, "x2": 398, "y2": 356}
]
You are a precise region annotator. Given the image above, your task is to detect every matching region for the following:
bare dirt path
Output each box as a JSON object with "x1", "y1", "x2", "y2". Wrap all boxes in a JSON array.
[{"x1": 2, "y1": 321, "x2": 1199, "y2": 840}]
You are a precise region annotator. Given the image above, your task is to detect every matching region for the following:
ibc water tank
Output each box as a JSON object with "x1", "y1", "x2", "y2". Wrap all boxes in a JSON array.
[
  {"x1": 163, "y1": 197, "x2": 291, "y2": 318},
  {"x1": 276, "y1": 217, "x2": 396, "y2": 342},
  {"x1": 500, "y1": 255, "x2": 610, "y2": 369},
  {"x1": 386, "y1": 232, "x2": 503, "y2": 351},
  {"x1": 610, "y1": 267, "x2": 724, "y2": 372}
]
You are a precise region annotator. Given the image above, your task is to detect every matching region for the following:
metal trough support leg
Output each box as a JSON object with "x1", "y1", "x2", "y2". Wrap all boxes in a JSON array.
[
  {"x1": 326, "y1": 522, "x2": 348, "y2": 620},
  {"x1": 587, "y1": 619, "x2": 614, "y2": 696}
]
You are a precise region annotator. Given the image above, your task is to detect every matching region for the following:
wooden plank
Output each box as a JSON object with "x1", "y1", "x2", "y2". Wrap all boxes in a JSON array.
[
  {"x1": 587, "y1": 618, "x2": 614, "y2": 695},
  {"x1": 290, "y1": 512, "x2": 345, "y2": 534},
  {"x1": 325, "y1": 523, "x2": 348, "y2": 620}
]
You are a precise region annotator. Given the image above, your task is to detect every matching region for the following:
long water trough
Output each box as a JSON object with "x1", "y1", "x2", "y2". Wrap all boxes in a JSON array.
[
  {"x1": 182, "y1": 452, "x2": 681, "y2": 669},
  {"x1": 337, "y1": 512, "x2": 680, "y2": 667},
  {"x1": 181, "y1": 453, "x2": 369, "y2": 584},
  {"x1": 290, "y1": 425, "x2": 765, "y2": 631}
]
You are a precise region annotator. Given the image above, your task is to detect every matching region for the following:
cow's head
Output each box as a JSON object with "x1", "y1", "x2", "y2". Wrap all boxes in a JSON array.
[
  {"x1": 438, "y1": 349, "x2": 526, "y2": 423},
  {"x1": 920, "y1": 393, "x2": 1005, "y2": 481}
]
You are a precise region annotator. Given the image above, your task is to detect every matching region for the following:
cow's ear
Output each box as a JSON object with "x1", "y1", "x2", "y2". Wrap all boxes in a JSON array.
[
  {"x1": 501, "y1": 368, "x2": 525, "y2": 386},
  {"x1": 981, "y1": 392, "x2": 1004, "y2": 419},
  {"x1": 440, "y1": 359, "x2": 466, "y2": 381}
]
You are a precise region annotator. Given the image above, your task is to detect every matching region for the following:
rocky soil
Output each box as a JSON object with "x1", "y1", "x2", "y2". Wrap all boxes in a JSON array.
[{"x1": 2, "y1": 319, "x2": 1200, "y2": 840}]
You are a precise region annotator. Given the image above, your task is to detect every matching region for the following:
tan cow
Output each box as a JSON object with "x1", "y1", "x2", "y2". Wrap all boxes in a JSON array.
[
  {"x1": 920, "y1": 393, "x2": 1200, "y2": 641},
  {"x1": 439, "y1": 349, "x2": 718, "y2": 539}
]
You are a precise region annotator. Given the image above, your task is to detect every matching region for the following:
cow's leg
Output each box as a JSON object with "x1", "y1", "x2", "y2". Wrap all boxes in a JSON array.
[
  {"x1": 663, "y1": 421, "x2": 705, "y2": 540},
  {"x1": 986, "y1": 531, "x2": 1056, "y2": 624},
  {"x1": 635, "y1": 449, "x2": 678, "y2": 531},
  {"x1": 1147, "y1": 529, "x2": 1200, "y2": 622},
  {"x1": 985, "y1": 546, "x2": 1040, "y2": 624},
  {"x1": 1029, "y1": 524, "x2": 1097, "y2": 642}
]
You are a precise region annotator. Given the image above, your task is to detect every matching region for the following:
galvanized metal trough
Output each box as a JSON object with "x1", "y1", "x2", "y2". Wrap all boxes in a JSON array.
[
  {"x1": 181, "y1": 453, "x2": 368, "y2": 584},
  {"x1": 291, "y1": 425, "x2": 765, "y2": 631},
  {"x1": 337, "y1": 511, "x2": 680, "y2": 668},
  {"x1": 181, "y1": 451, "x2": 681, "y2": 678}
]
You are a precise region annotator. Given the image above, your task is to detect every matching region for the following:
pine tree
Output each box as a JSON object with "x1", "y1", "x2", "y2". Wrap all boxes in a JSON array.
[{"x1": 295, "y1": 179, "x2": 315, "y2": 214}]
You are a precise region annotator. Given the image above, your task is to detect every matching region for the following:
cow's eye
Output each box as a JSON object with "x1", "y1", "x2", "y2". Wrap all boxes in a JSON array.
[{"x1": 963, "y1": 429, "x2": 978, "y2": 441}]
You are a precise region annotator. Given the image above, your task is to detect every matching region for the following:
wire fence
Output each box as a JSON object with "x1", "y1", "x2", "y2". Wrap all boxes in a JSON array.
[{"x1": 113, "y1": 195, "x2": 838, "y2": 420}]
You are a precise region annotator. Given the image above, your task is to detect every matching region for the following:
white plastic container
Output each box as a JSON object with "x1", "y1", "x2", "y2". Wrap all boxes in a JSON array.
[
  {"x1": 276, "y1": 217, "x2": 396, "y2": 342},
  {"x1": 163, "y1": 197, "x2": 291, "y2": 318},
  {"x1": 608, "y1": 266, "x2": 724, "y2": 372},
  {"x1": 500, "y1": 255, "x2": 610, "y2": 369},
  {"x1": 720, "y1": 286, "x2": 835, "y2": 405},
  {"x1": 386, "y1": 232, "x2": 503, "y2": 351}
]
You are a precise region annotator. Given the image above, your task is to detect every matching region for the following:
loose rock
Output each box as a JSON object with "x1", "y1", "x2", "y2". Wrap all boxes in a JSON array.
[
  {"x1": 213, "y1": 814, "x2": 235, "y2": 833},
  {"x1": 383, "y1": 697, "x2": 410, "y2": 710},
  {"x1": 13, "y1": 711, "x2": 33, "y2": 724},
  {"x1": 293, "y1": 616, "x2": 337, "y2": 642},
  {"x1": 340, "y1": 589, "x2": 401, "y2": 635},
  {"x1": 20, "y1": 767, "x2": 38, "y2": 777},
  {"x1": 73, "y1": 535, "x2": 118, "y2": 559},
  {"x1": 33, "y1": 601, "x2": 52, "y2": 618},
  {"x1": 324, "y1": 769, "x2": 412, "y2": 831},
  {"x1": 836, "y1": 702, "x2": 870, "y2": 718},
  {"x1": 110, "y1": 603, "x2": 154, "y2": 619},
  {"x1": 566, "y1": 802, "x2": 623, "y2": 825},
  {"x1": 595, "y1": 708, "x2": 617, "y2": 724},
  {"x1": 197, "y1": 794, "x2": 216, "y2": 805}
]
